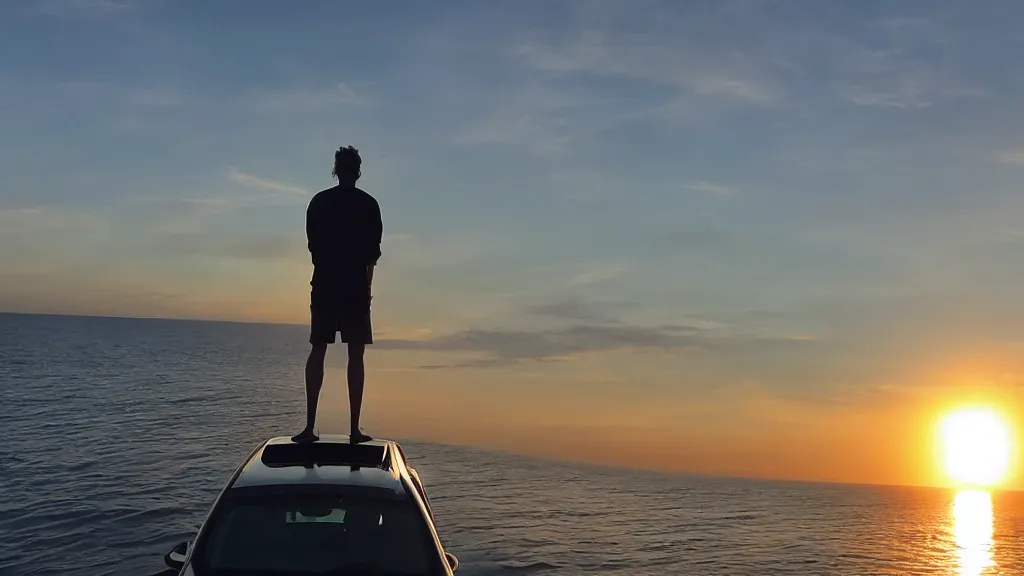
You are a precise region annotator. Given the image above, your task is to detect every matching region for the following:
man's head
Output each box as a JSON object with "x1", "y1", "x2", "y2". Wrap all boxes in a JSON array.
[{"x1": 332, "y1": 145, "x2": 362, "y2": 185}]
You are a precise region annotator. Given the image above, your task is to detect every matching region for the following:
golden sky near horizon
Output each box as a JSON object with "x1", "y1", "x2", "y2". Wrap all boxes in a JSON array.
[
  {"x1": 3, "y1": 233, "x2": 1023, "y2": 489},
  {"x1": 313, "y1": 355, "x2": 1023, "y2": 490}
]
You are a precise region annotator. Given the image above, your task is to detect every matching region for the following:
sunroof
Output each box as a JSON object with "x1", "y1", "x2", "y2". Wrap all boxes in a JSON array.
[{"x1": 261, "y1": 442, "x2": 389, "y2": 469}]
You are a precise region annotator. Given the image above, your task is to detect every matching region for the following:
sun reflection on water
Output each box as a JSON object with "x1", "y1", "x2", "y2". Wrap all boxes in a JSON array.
[{"x1": 952, "y1": 489, "x2": 995, "y2": 576}]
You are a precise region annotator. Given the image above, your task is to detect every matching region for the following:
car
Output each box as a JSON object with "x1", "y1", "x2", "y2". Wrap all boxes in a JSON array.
[{"x1": 162, "y1": 434, "x2": 459, "y2": 575}]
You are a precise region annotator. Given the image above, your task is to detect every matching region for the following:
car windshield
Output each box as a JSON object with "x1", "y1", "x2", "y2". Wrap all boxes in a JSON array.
[{"x1": 190, "y1": 489, "x2": 443, "y2": 576}]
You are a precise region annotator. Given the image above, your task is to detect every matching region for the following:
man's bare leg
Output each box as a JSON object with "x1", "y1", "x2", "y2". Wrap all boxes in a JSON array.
[
  {"x1": 347, "y1": 342, "x2": 372, "y2": 443},
  {"x1": 292, "y1": 342, "x2": 327, "y2": 443}
]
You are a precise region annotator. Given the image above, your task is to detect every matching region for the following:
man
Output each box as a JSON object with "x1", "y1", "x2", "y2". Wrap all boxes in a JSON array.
[{"x1": 292, "y1": 145, "x2": 382, "y2": 444}]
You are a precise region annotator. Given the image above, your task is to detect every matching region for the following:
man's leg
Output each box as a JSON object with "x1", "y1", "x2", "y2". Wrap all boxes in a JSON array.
[
  {"x1": 294, "y1": 301, "x2": 333, "y2": 443},
  {"x1": 347, "y1": 342, "x2": 371, "y2": 443},
  {"x1": 292, "y1": 343, "x2": 327, "y2": 442},
  {"x1": 341, "y1": 306, "x2": 373, "y2": 444}
]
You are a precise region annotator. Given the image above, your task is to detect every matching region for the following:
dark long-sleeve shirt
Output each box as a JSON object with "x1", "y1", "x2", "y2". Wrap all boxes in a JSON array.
[{"x1": 306, "y1": 185, "x2": 382, "y2": 301}]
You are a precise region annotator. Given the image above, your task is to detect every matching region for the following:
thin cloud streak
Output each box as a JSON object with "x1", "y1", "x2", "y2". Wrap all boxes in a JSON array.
[
  {"x1": 376, "y1": 295, "x2": 813, "y2": 368},
  {"x1": 835, "y1": 84, "x2": 932, "y2": 110},
  {"x1": 36, "y1": 0, "x2": 137, "y2": 17},
  {"x1": 996, "y1": 149, "x2": 1024, "y2": 165},
  {"x1": 685, "y1": 181, "x2": 737, "y2": 197},
  {"x1": 0, "y1": 207, "x2": 106, "y2": 234},
  {"x1": 568, "y1": 265, "x2": 626, "y2": 287},
  {"x1": 378, "y1": 321, "x2": 812, "y2": 368},
  {"x1": 526, "y1": 296, "x2": 636, "y2": 323},
  {"x1": 151, "y1": 232, "x2": 303, "y2": 260},
  {"x1": 227, "y1": 168, "x2": 308, "y2": 196},
  {"x1": 512, "y1": 32, "x2": 779, "y2": 104},
  {"x1": 243, "y1": 82, "x2": 367, "y2": 111}
]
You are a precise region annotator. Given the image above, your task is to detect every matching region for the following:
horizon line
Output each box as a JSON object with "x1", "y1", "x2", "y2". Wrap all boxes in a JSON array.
[{"x1": 0, "y1": 309, "x2": 303, "y2": 328}]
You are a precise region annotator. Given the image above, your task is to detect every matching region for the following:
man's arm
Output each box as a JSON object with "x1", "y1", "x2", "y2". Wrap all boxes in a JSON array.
[
  {"x1": 305, "y1": 198, "x2": 318, "y2": 257},
  {"x1": 366, "y1": 198, "x2": 382, "y2": 289}
]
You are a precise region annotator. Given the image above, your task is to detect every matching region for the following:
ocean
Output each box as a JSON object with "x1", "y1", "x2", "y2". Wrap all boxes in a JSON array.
[{"x1": 1, "y1": 313, "x2": 1022, "y2": 576}]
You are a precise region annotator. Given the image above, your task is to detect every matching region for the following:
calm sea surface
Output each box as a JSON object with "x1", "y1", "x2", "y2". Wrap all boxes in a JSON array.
[{"x1": 2, "y1": 313, "x2": 1023, "y2": 576}]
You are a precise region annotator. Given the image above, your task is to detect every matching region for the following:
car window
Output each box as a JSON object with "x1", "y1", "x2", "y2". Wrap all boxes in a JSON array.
[{"x1": 192, "y1": 492, "x2": 441, "y2": 576}]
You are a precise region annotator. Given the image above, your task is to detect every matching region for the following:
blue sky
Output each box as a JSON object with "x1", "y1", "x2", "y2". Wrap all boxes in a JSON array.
[{"x1": 3, "y1": 0, "x2": 1024, "y2": 482}]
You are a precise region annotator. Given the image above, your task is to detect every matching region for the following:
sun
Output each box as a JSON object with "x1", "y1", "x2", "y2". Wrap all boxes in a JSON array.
[{"x1": 940, "y1": 408, "x2": 1011, "y2": 487}]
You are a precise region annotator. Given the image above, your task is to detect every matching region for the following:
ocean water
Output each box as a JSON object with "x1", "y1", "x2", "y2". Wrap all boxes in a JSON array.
[{"x1": 2, "y1": 313, "x2": 1023, "y2": 576}]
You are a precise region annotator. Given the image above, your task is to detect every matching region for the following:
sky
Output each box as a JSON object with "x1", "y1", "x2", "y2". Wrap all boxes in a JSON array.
[{"x1": 2, "y1": 0, "x2": 1024, "y2": 488}]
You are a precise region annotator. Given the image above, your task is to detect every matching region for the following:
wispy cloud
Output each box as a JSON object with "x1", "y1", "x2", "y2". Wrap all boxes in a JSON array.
[
  {"x1": 461, "y1": 10, "x2": 786, "y2": 153},
  {"x1": 568, "y1": 265, "x2": 626, "y2": 287},
  {"x1": 685, "y1": 181, "x2": 737, "y2": 197},
  {"x1": 828, "y1": 30, "x2": 984, "y2": 111},
  {"x1": 0, "y1": 207, "x2": 106, "y2": 234},
  {"x1": 124, "y1": 194, "x2": 284, "y2": 225},
  {"x1": 36, "y1": 0, "x2": 138, "y2": 17},
  {"x1": 382, "y1": 233, "x2": 414, "y2": 245},
  {"x1": 0, "y1": 77, "x2": 183, "y2": 109},
  {"x1": 3, "y1": 75, "x2": 363, "y2": 115},
  {"x1": 128, "y1": 168, "x2": 314, "y2": 220},
  {"x1": 227, "y1": 168, "x2": 308, "y2": 196},
  {"x1": 835, "y1": 83, "x2": 933, "y2": 110},
  {"x1": 417, "y1": 358, "x2": 517, "y2": 370},
  {"x1": 152, "y1": 232, "x2": 302, "y2": 260},
  {"x1": 452, "y1": 84, "x2": 584, "y2": 153},
  {"x1": 527, "y1": 295, "x2": 635, "y2": 323},
  {"x1": 374, "y1": 294, "x2": 811, "y2": 369},
  {"x1": 869, "y1": 16, "x2": 932, "y2": 31},
  {"x1": 378, "y1": 319, "x2": 809, "y2": 368},
  {"x1": 513, "y1": 32, "x2": 779, "y2": 104},
  {"x1": 691, "y1": 76, "x2": 776, "y2": 103},
  {"x1": 244, "y1": 82, "x2": 367, "y2": 111},
  {"x1": 995, "y1": 149, "x2": 1024, "y2": 165},
  {"x1": 379, "y1": 323, "x2": 703, "y2": 363}
]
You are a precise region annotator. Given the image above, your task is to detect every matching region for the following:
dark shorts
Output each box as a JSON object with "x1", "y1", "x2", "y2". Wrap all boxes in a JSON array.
[{"x1": 309, "y1": 300, "x2": 373, "y2": 345}]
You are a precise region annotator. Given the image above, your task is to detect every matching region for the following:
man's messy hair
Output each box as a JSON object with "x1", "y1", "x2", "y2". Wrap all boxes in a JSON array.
[{"x1": 332, "y1": 145, "x2": 362, "y2": 181}]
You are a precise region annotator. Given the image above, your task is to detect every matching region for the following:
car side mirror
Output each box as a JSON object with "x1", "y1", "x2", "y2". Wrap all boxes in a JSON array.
[
  {"x1": 164, "y1": 541, "x2": 189, "y2": 570},
  {"x1": 445, "y1": 551, "x2": 459, "y2": 573}
]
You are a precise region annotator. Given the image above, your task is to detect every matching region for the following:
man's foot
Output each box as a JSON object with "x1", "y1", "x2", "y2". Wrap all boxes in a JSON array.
[
  {"x1": 349, "y1": 430, "x2": 373, "y2": 444},
  {"x1": 291, "y1": 428, "x2": 319, "y2": 443}
]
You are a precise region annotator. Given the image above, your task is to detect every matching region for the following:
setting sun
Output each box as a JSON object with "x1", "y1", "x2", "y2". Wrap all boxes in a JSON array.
[{"x1": 940, "y1": 408, "x2": 1011, "y2": 487}]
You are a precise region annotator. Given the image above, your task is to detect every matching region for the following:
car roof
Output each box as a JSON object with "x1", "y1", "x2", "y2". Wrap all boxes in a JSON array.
[{"x1": 229, "y1": 435, "x2": 410, "y2": 495}]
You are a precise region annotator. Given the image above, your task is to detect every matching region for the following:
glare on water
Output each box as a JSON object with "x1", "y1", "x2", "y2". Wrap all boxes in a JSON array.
[{"x1": 952, "y1": 490, "x2": 995, "y2": 576}]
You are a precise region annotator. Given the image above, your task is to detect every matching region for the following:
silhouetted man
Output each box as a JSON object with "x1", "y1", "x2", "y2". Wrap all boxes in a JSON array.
[{"x1": 292, "y1": 145, "x2": 381, "y2": 444}]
